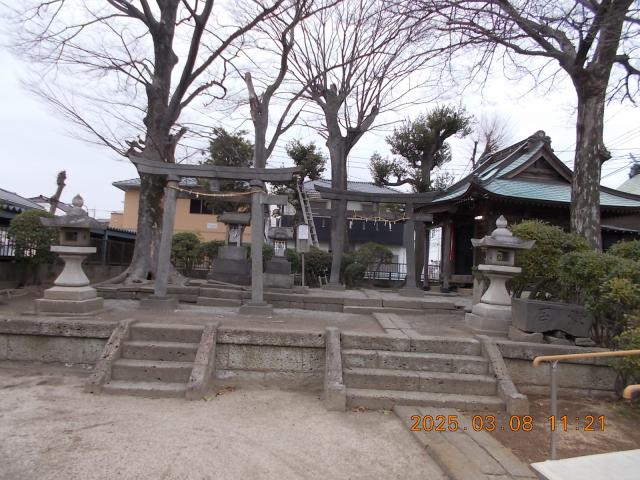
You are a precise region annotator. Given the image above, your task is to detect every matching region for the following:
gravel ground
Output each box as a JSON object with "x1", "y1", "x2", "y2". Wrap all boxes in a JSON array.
[{"x1": 0, "y1": 364, "x2": 446, "y2": 480}]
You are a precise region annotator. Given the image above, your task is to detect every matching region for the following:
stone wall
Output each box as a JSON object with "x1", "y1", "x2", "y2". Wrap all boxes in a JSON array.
[
  {"x1": 0, "y1": 318, "x2": 115, "y2": 364},
  {"x1": 214, "y1": 327, "x2": 325, "y2": 391},
  {"x1": 497, "y1": 340, "x2": 616, "y2": 398}
]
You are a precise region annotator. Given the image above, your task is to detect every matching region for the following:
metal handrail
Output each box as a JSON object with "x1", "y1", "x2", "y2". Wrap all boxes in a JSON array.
[
  {"x1": 623, "y1": 384, "x2": 640, "y2": 399},
  {"x1": 533, "y1": 349, "x2": 640, "y2": 460}
]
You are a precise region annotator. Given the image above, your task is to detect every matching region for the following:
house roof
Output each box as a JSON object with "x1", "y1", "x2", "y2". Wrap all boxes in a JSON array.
[
  {"x1": 303, "y1": 178, "x2": 399, "y2": 199},
  {"x1": 431, "y1": 131, "x2": 640, "y2": 211},
  {"x1": 0, "y1": 188, "x2": 44, "y2": 213},
  {"x1": 27, "y1": 195, "x2": 73, "y2": 213},
  {"x1": 618, "y1": 165, "x2": 640, "y2": 195}
]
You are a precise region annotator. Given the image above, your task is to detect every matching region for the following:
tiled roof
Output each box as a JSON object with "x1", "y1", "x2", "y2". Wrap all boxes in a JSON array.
[
  {"x1": 618, "y1": 174, "x2": 640, "y2": 196},
  {"x1": 432, "y1": 131, "x2": 640, "y2": 210},
  {"x1": 113, "y1": 177, "x2": 199, "y2": 191},
  {"x1": 303, "y1": 179, "x2": 399, "y2": 198},
  {"x1": 0, "y1": 188, "x2": 44, "y2": 212}
]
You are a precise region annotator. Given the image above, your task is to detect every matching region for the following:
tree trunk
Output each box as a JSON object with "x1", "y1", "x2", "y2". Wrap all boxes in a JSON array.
[
  {"x1": 327, "y1": 138, "x2": 348, "y2": 285},
  {"x1": 571, "y1": 92, "x2": 607, "y2": 250}
]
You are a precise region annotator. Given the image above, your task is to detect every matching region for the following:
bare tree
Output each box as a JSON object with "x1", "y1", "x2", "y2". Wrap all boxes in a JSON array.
[
  {"x1": 422, "y1": 0, "x2": 640, "y2": 248},
  {"x1": 8, "y1": 0, "x2": 286, "y2": 283},
  {"x1": 469, "y1": 113, "x2": 513, "y2": 167},
  {"x1": 289, "y1": 0, "x2": 443, "y2": 285},
  {"x1": 49, "y1": 170, "x2": 67, "y2": 215}
]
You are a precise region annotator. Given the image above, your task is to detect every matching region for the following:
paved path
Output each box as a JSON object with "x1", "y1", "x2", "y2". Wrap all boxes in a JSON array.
[{"x1": 395, "y1": 406, "x2": 537, "y2": 480}]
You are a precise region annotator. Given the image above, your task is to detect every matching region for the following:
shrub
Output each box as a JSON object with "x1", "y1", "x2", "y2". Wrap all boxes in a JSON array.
[
  {"x1": 285, "y1": 248, "x2": 300, "y2": 272},
  {"x1": 199, "y1": 240, "x2": 225, "y2": 264},
  {"x1": 611, "y1": 318, "x2": 640, "y2": 397},
  {"x1": 8, "y1": 210, "x2": 58, "y2": 264},
  {"x1": 510, "y1": 220, "x2": 589, "y2": 298},
  {"x1": 608, "y1": 240, "x2": 640, "y2": 262},
  {"x1": 558, "y1": 251, "x2": 640, "y2": 346},
  {"x1": 304, "y1": 246, "x2": 332, "y2": 284},
  {"x1": 341, "y1": 242, "x2": 393, "y2": 288},
  {"x1": 245, "y1": 244, "x2": 275, "y2": 268},
  {"x1": 171, "y1": 232, "x2": 202, "y2": 275}
]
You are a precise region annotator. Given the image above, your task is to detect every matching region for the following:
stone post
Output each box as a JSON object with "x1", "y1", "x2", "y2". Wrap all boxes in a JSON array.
[
  {"x1": 400, "y1": 202, "x2": 422, "y2": 297},
  {"x1": 239, "y1": 180, "x2": 273, "y2": 315},
  {"x1": 142, "y1": 177, "x2": 179, "y2": 309}
]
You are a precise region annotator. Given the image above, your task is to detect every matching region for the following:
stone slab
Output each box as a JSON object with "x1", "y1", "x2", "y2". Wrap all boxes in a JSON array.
[
  {"x1": 43, "y1": 286, "x2": 98, "y2": 301},
  {"x1": 264, "y1": 258, "x2": 291, "y2": 275},
  {"x1": 238, "y1": 303, "x2": 274, "y2": 316},
  {"x1": 263, "y1": 273, "x2": 293, "y2": 289},
  {"x1": 508, "y1": 326, "x2": 543, "y2": 343},
  {"x1": 341, "y1": 332, "x2": 410, "y2": 352},
  {"x1": 465, "y1": 312, "x2": 510, "y2": 334},
  {"x1": 217, "y1": 327, "x2": 324, "y2": 348},
  {"x1": 512, "y1": 297, "x2": 592, "y2": 338},
  {"x1": 0, "y1": 317, "x2": 116, "y2": 338},
  {"x1": 196, "y1": 297, "x2": 241, "y2": 307},
  {"x1": 35, "y1": 297, "x2": 104, "y2": 315},
  {"x1": 217, "y1": 245, "x2": 248, "y2": 260},
  {"x1": 397, "y1": 288, "x2": 424, "y2": 298},
  {"x1": 343, "y1": 298, "x2": 383, "y2": 307},
  {"x1": 139, "y1": 296, "x2": 178, "y2": 310}
]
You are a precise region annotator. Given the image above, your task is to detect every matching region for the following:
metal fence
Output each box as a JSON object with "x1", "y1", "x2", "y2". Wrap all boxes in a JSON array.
[
  {"x1": 0, "y1": 227, "x2": 16, "y2": 258},
  {"x1": 363, "y1": 262, "x2": 440, "y2": 282},
  {"x1": 87, "y1": 237, "x2": 135, "y2": 266}
]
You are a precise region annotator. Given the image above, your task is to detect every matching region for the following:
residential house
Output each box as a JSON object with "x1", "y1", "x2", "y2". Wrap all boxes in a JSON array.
[{"x1": 110, "y1": 177, "x2": 251, "y2": 243}]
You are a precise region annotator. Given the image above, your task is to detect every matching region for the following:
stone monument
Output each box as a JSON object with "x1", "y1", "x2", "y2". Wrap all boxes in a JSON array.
[
  {"x1": 207, "y1": 212, "x2": 251, "y2": 285},
  {"x1": 264, "y1": 226, "x2": 294, "y2": 289},
  {"x1": 35, "y1": 194, "x2": 104, "y2": 315},
  {"x1": 465, "y1": 215, "x2": 534, "y2": 334}
]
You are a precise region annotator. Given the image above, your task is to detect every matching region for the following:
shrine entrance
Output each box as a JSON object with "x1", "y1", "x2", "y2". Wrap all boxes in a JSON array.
[{"x1": 130, "y1": 154, "x2": 299, "y2": 314}]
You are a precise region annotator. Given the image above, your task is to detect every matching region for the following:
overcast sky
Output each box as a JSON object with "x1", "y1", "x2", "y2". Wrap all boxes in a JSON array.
[{"x1": 1, "y1": 26, "x2": 638, "y2": 220}]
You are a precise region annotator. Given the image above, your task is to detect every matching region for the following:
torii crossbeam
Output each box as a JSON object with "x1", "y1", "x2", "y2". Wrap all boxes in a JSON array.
[{"x1": 315, "y1": 185, "x2": 437, "y2": 296}]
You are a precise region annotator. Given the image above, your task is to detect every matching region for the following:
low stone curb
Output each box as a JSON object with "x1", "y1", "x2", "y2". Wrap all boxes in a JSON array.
[
  {"x1": 186, "y1": 322, "x2": 219, "y2": 400},
  {"x1": 85, "y1": 318, "x2": 135, "y2": 394},
  {"x1": 476, "y1": 335, "x2": 529, "y2": 415},
  {"x1": 324, "y1": 327, "x2": 346, "y2": 411}
]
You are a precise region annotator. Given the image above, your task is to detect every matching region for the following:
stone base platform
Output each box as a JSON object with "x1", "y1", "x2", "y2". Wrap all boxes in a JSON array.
[{"x1": 35, "y1": 297, "x2": 104, "y2": 315}]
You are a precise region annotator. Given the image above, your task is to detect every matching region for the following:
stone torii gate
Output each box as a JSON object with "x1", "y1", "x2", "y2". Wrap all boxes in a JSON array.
[
  {"x1": 314, "y1": 186, "x2": 437, "y2": 296},
  {"x1": 130, "y1": 155, "x2": 299, "y2": 314}
]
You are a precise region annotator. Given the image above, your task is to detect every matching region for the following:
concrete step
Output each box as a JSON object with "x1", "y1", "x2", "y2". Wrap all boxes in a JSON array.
[
  {"x1": 410, "y1": 336, "x2": 481, "y2": 356},
  {"x1": 102, "y1": 380, "x2": 187, "y2": 399},
  {"x1": 130, "y1": 322, "x2": 203, "y2": 343},
  {"x1": 196, "y1": 297, "x2": 242, "y2": 307},
  {"x1": 341, "y1": 333, "x2": 482, "y2": 355},
  {"x1": 347, "y1": 388, "x2": 504, "y2": 412},
  {"x1": 199, "y1": 287, "x2": 250, "y2": 300},
  {"x1": 343, "y1": 306, "x2": 425, "y2": 316},
  {"x1": 111, "y1": 358, "x2": 193, "y2": 383},
  {"x1": 121, "y1": 340, "x2": 199, "y2": 362},
  {"x1": 344, "y1": 368, "x2": 497, "y2": 395},
  {"x1": 342, "y1": 349, "x2": 489, "y2": 375}
]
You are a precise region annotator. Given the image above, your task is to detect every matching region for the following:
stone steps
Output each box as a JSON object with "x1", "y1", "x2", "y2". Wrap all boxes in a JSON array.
[
  {"x1": 347, "y1": 388, "x2": 504, "y2": 411},
  {"x1": 102, "y1": 380, "x2": 188, "y2": 398},
  {"x1": 111, "y1": 358, "x2": 193, "y2": 383},
  {"x1": 130, "y1": 323, "x2": 203, "y2": 343},
  {"x1": 121, "y1": 340, "x2": 199, "y2": 362},
  {"x1": 101, "y1": 322, "x2": 205, "y2": 399},
  {"x1": 344, "y1": 368, "x2": 497, "y2": 395},
  {"x1": 342, "y1": 349, "x2": 489, "y2": 375},
  {"x1": 341, "y1": 333, "x2": 482, "y2": 356}
]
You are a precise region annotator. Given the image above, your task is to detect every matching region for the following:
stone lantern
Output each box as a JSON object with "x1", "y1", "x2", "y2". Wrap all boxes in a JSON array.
[
  {"x1": 465, "y1": 215, "x2": 534, "y2": 334},
  {"x1": 264, "y1": 226, "x2": 294, "y2": 289},
  {"x1": 207, "y1": 212, "x2": 252, "y2": 285},
  {"x1": 36, "y1": 194, "x2": 104, "y2": 315}
]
